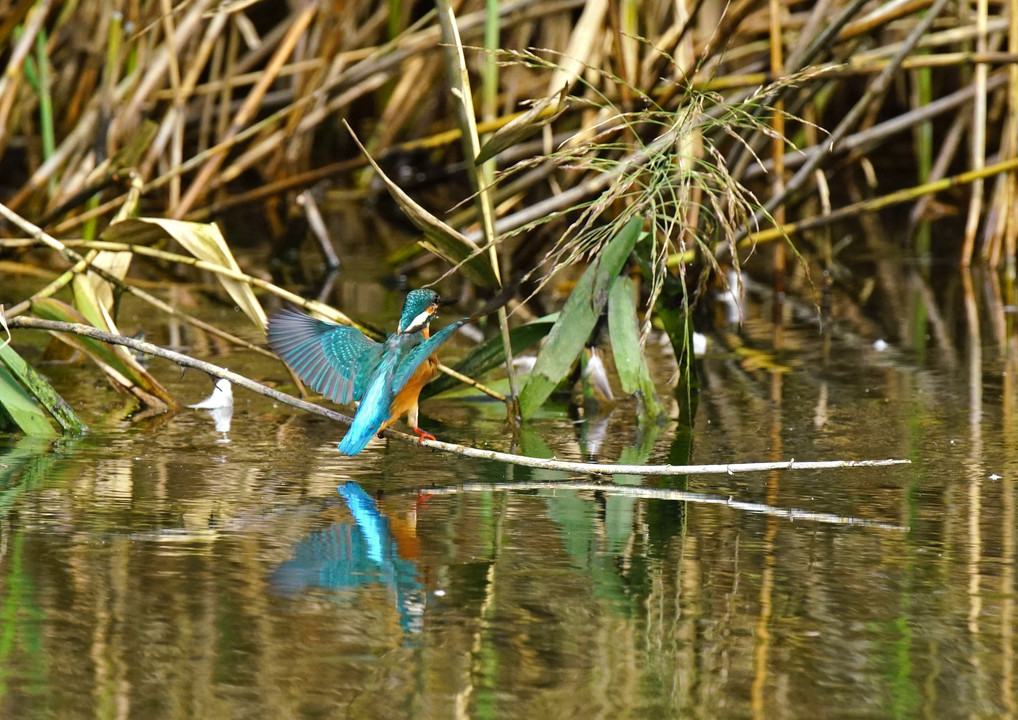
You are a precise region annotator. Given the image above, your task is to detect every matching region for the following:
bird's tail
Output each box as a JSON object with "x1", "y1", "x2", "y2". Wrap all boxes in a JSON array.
[{"x1": 338, "y1": 373, "x2": 392, "y2": 455}]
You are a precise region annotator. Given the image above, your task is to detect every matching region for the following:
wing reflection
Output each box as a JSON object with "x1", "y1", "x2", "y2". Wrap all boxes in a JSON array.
[{"x1": 272, "y1": 481, "x2": 425, "y2": 634}]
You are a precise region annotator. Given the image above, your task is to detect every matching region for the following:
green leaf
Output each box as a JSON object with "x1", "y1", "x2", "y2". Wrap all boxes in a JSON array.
[
  {"x1": 607, "y1": 275, "x2": 664, "y2": 422},
  {"x1": 634, "y1": 238, "x2": 699, "y2": 403},
  {"x1": 101, "y1": 218, "x2": 268, "y2": 328},
  {"x1": 0, "y1": 342, "x2": 85, "y2": 434},
  {"x1": 518, "y1": 216, "x2": 644, "y2": 419},
  {"x1": 422, "y1": 317, "x2": 556, "y2": 399},
  {"x1": 0, "y1": 356, "x2": 57, "y2": 436}
]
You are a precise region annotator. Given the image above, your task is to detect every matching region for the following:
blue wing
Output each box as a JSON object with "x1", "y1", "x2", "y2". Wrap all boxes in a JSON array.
[
  {"x1": 391, "y1": 320, "x2": 464, "y2": 392},
  {"x1": 268, "y1": 307, "x2": 384, "y2": 404}
]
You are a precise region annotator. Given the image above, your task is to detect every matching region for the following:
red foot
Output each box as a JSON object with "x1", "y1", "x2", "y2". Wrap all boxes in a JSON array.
[
  {"x1": 416, "y1": 490, "x2": 434, "y2": 508},
  {"x1": 413, "y1": 426, "x2": 436, "y2": 445}
]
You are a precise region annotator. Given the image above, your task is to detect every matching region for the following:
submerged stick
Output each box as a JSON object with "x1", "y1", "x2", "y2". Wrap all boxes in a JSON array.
[
  {"x1": 7, "y1": 317, "x2": 911, "y2": 478},
  {"x1": 411, "y1": 481, "x2": 908, "y2": 530}
]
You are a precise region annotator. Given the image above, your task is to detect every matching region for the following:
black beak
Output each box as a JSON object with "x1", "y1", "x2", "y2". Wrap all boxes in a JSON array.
[{"x1": 436, "y1": 296, "x2": 458, "y2": 308}]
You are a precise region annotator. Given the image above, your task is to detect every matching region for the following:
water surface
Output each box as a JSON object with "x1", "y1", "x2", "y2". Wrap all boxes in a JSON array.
[{"x1": 1, "y1": 261, "x2": 1016, "y2": 719}]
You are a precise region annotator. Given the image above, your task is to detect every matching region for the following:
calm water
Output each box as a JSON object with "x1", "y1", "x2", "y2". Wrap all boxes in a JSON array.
[{"x1": 2, "y1": 261, "x2": 1017, "y2": 719}]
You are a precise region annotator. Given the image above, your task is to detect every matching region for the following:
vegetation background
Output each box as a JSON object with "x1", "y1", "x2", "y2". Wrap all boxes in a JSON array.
[{"x1": 1, "y1": 0, "x2": 1017, "y2": 426}]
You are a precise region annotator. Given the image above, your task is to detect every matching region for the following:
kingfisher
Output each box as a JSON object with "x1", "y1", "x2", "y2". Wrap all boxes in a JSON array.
[{"x1": 267, "y1": 289, "x2": 464, "y2": 455}]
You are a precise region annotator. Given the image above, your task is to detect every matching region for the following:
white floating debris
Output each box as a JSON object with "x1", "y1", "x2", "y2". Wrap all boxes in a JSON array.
[
  {"x1": 873, "y1": 339, "x2": 888, "y2": 352},
  {"x1": 989, "y1": 474, "x2": 1002, "y2": 480},
  {"x1": 513, "y1": 356, "x2": 537, "y2": 374},
  {"x1": 582, "y1": 347, "x2": 615, "y2": 403},
  {"x1": 188, "y1": 377, "x2": 233, "y2": 410},
  {"x1": 188, "y1": 378, "x2": 234, "y2": 437},
  {"x1": 693, "y1": 332, "x2": 707, "y2": 357}
]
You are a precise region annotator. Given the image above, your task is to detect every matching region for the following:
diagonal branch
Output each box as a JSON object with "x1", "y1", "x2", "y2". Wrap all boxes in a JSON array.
[{"x1": 8, "y1": 316, "x2": 910, "y2": 478}]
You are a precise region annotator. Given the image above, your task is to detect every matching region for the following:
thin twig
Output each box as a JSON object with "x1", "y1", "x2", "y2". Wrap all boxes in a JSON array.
[{"x1": 740, "y1": 154, "x2": 1018, "y2": 245}]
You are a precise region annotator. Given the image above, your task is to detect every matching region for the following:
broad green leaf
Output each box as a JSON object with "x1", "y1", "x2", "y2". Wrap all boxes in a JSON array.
[
  {"x1": 101, "y1": 218, "x2": 268, "y2": 328},
  {"x1": 607, "y1": 275, "x2": 664, "y2": 422},
  {"x1": 518, "y1": 216, "x2": 644, "y2": 419},
  {"x1": 0, "y1": 341, "x2": 85, "y2": 434},
  {"x1": 0, "y1": 358, "x2": 57, "y2": 436},
  {"x1": 33, "y1": 298, "x2": 176, "y2": 411},
  {"x1": 345, "y1": 121, "x2": 499, "y2": 287},
  {"x1": 422, "y1": 317, "x2": 556, "y2": 399}
]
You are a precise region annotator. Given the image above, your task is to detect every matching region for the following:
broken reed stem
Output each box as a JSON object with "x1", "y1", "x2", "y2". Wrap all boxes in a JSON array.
[
  {"x1": 768, "y1": 0, "x2": 786, "y2": 318},
  {"x1": 2, "y1": 0, "x2": 1017, "y2": 288},
  {"x1": 173, "y1": 3, "x2": 317, "y2": 218},
  {"x1": 962, "y1": 0, "x2": 990, "y2": 265},
  {"x1": 6, "y1": 316, "x2": 912, "y2": 479},
  {"x1": 734, "y1": 0, "x2": 954, "y2": 245},
  {"x1": 1006, "y1": 0, "x2": 1018, "y2": 268}
]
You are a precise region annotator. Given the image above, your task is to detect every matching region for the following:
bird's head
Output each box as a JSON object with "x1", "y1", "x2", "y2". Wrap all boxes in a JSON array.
[{"x1": 398, "y1": 289, "x2": 455, "y2": 333}]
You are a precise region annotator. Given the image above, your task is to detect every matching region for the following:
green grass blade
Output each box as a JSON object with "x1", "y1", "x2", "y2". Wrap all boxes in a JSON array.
[
  {"x1": 0, "y1": 341, "x2": 85, "y2": 434},
  {"x1": 0, "y1": 354, "x2": 57, "y2": 437},
  {"x1": 34, "y1": 27, "x2": 54, "y2": 163},
  {"x1": 607, "y1": 275, "x2": 664, "y2": 422},
  {"x1": 344, "y1": 120, "x2": 499, "y2": 287},
  {"x1": 475, "y1": 89, "x2": 566, "y2": 165},
  {"x1": 518, "y1": 216, "x2": 643, "y2": 419}
]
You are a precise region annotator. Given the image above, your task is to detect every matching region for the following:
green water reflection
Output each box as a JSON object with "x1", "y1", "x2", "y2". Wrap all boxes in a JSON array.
[{"x1": 2, "y1": 274, "x2": 1018, "y2": 719}]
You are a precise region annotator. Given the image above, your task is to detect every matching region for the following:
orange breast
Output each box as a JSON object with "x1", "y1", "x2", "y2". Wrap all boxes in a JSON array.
[{"x1": 382, "y1": 354, "x2": 439, "y2": 430}]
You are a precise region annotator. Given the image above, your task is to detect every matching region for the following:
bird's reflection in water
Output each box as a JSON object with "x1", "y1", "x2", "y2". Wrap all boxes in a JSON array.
[{"x1": 272, "y1": 481, "x2": 425, "y2": 635}]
